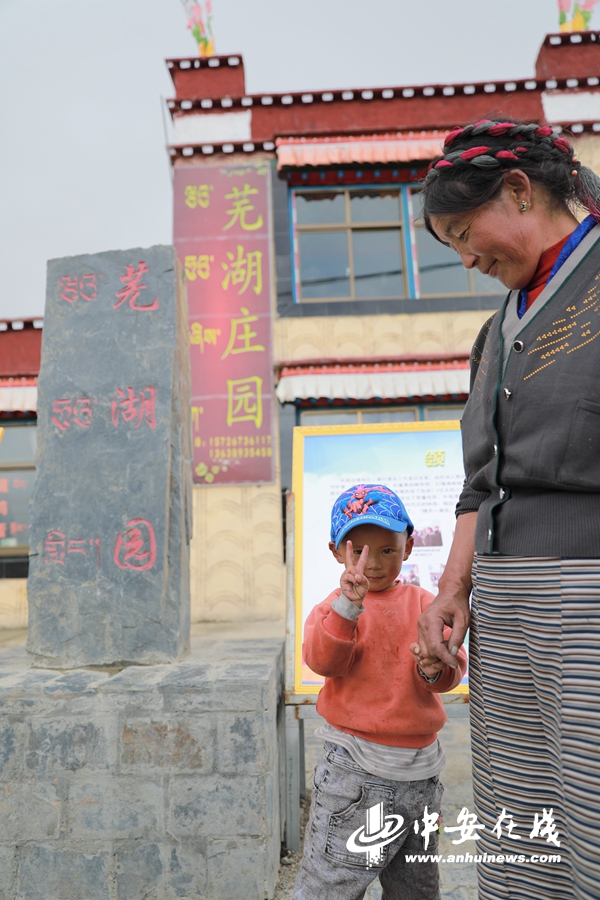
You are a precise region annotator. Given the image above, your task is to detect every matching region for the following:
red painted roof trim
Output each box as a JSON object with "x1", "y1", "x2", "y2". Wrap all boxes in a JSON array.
[
  {"x1": 0, "y1": 320, "x2": 43, "y2": 378},
  {"x1": 167, "y1": 75, "x2": 599, "y2": 115}
]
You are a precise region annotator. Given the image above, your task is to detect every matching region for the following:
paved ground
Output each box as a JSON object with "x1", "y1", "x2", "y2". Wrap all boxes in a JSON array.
[{"x1": 0, "y1": 621, "x2": 477, "y2": 899}]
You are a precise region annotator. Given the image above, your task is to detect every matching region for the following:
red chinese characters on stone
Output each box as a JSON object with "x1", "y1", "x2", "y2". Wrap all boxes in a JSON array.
[
  {"x1": 114, "y1": 262, "x2": 159, "y2": 311},
  {"x1": 58, "y1": 264, "x2": 160, "y2": 310},
  {"x1": 73, "y1": 399, "x2": 93, "y2": 427},
  {"x1": 52, "y1": 400, "x2": 72, "y2": 431},
  {"x1": 59, "y1": 274, "x2": 97, "y2": 303},
  {"x1": 111, "y1": 387, "x2": 156, "y2": 429},
  {"x1": 44, "y1": 530, "x2": 66, "y2": 565},
  {"x1": 43, "y1": 523, "x2": 156, "y2": 572},
  {"x1": 0, "y1": 479, "x2": 9, "y2": 494},
  {"x1": 44, "y1": 530, "x2": 101, "y2": 567},
  {"x1": 51, "y1": 398, "x2": 94, "y2": 431},
  {"x1": 113, "y1": 518, "x2": 156, "y2": 571},
  {"x1": 67, "y1": 538, "x2": 87, "y2": 556}
]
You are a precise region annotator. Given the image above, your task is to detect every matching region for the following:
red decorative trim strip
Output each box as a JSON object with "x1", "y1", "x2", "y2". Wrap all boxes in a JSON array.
[
  {"x1": 278, "y1": 361, "x2": 469, "y2": 379},
  {"x1": 275, "y1": 352, "x2": 469, "y2": 370}
]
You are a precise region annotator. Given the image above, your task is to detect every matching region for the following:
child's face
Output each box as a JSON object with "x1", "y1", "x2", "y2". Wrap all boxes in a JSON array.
[{"x1": 329, "y1": 523, "x2": 414, "y2": 593}]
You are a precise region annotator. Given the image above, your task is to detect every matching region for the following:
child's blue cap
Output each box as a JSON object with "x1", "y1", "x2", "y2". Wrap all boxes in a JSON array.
[{"x1": 330, "y1": 484, "x2": 414, "y2": 549}]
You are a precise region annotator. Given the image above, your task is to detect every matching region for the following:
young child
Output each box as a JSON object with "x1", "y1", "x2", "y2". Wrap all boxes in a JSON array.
[{"x1": 294, "y1": 484, "x2": 467, "y2": 900}]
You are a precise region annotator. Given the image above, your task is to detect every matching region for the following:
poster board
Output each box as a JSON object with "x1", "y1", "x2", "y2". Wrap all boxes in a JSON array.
[{"x1": 288, "y1": 421, "x2": 469, "y2": 701}]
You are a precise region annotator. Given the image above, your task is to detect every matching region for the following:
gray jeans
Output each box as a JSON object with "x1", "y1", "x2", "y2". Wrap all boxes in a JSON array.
[{"x1": 294, "y1": 743, "x2": 443, "y2": 900}]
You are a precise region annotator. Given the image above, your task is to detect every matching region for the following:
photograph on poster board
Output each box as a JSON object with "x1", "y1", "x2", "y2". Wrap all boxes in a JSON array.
[{"x1": 291, "y1": 422, "x2": 469, "y2": 696}]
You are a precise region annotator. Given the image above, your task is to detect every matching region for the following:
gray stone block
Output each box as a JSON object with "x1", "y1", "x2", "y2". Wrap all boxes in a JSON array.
[
  {"x1": 0, "y1": 721, "x2": 27, "y2": 781},
  {"x1": 114, "y1": 843, "x2": 164, "y2": 900},
  {"x1": 0, "y1": 667, "x2": 70, "y2": 698},
  {"x1": 98, "y1": 666, "x2": 169, "y2": 717},
  {"x1": 27, "y1": 245, "x2": 192, "y2": 667},
  {"x1": 217, "y1": 712, "x2": 266, "y2": 775},
  {"x1": 160, "y1": 641, "x2": 283, "y2": 715},
  {"x1": 0, "y1": 667, "x2": 111, "y2": 718},
  {"x1": 264, "y1": 771, "x2": 277, "y2": 843},
  {"x1": 163, "y1": 840, "x2": 207, "y2": 899},
  {"x1": 162, "y1": 682, "x2": 264, "y2": 715},
  {"x1": 67, "y1": 776, "x2": 164, "y2": 840},
  {"x1": 207, "y1": 839, "x2": 267, "y2": 900},
  {"x1": 0, "y1": 782, "x2": 61, "y2": 842},
  {"x1": 0, "y1": 844, "x2": 17, "y2": 899},
  {"x1": 168, "y1": 776, "x2": 265, "y2": 839},
  {"x1": 17, "y1": 845, "x2": 110, "y2": 900},
  {"x1": 26, "y1": 718, "x2": 116, "y2": 776},
  {"x1": 40, "y1": 674, "x2": 112, "y2": 717},
  {"x1": 119, "y1": 717, "x2": 214, "y2": 774}
]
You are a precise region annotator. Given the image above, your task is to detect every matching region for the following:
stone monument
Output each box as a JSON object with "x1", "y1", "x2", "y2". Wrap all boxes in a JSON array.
[
  {"x1": 0, "y1": 245, "x2": 284, "y2": 899},
  {"x1": 27, "y1": 245, "x2": 192, "y2": 667}
]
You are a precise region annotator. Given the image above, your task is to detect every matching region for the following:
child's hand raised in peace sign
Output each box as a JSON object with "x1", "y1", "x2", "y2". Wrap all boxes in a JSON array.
[{"x1": 340, "y1": 540, "x2": 370, "y2": 607}]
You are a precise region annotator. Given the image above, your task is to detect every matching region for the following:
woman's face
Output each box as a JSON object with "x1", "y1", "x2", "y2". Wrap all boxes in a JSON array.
[{"x1": 429, "y1": 182, "x2": 547, "y2": 291}]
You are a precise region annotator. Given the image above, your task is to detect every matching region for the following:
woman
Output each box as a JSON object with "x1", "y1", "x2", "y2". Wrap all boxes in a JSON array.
[{"x1": 416, "y1": 119, "x2": 600, "y2": 900}]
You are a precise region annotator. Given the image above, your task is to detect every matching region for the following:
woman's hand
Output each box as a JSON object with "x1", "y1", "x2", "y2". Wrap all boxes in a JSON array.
[
  {"x1": 417, "y1": 590, "x2": 471, "y2": 669},
  {"x1": 340, "y1": 539, "x2": 370, "y2": 606},
  {"x1": 417, "y1": 512, "x2": 476, "y2": 668}
]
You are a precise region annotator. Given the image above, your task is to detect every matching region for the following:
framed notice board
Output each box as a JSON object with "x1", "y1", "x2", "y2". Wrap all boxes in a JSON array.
[{"x1": 286, "y1": 421, "x2": 469, "y2": 701}]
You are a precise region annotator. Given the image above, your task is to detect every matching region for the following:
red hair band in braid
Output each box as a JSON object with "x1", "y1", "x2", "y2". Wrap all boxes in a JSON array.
[
  {"x1": 423, "y1": 118, "x2": 600, "y2": 225},
  {"x1": 425, "y1": 121, "x2": 573, "y2": 185},
  {"x1": 442, "y1": 120, "x2": 556, "y2": 149}
]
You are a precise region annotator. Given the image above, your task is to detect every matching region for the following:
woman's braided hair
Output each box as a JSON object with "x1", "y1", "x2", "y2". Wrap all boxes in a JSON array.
[{"x1": 421, "y1": 118, "x2": 600, "y2": 236}]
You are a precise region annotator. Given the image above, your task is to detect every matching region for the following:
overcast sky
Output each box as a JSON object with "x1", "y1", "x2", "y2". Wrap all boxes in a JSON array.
[{"x1": 0, "y1": 0, "x2": 587, "y2": 319}]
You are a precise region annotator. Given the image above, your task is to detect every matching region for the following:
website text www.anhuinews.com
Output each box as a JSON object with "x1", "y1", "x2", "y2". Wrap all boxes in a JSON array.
[{"x1": 405, "y1": 852, "x2": 562, "y2": 865}]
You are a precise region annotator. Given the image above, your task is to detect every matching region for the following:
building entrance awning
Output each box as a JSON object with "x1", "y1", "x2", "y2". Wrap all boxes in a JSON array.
[
  {"x1": 276, "y1": 132, "x2": 447, "y2": 169},
  {"x1": 0, "y1": 380, "x2": 38, "y2": 412},
  {"x1": 275, "y1": 360, "x2": 470, "y2": 403}
]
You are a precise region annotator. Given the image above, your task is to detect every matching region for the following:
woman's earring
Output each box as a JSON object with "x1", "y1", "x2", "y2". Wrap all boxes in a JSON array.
[{"x1": 519, "y1": 200, "x2": 531, "y2": 212}]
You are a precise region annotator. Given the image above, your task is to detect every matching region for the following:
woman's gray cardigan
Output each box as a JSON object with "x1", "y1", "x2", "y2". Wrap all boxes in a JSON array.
[{"x1": 457, "y1": 226, "x2": 600, "y2": 557}]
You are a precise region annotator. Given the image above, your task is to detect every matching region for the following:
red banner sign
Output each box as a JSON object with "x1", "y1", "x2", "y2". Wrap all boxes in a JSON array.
[
  {"x1": 0, "y1": 470, "x2": 33, "y2": 550},
  {"x1": 173, "y1": 163, "x2": 275, "y2": 485}
]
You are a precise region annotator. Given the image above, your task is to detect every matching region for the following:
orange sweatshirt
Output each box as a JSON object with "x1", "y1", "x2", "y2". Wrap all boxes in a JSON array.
[{"x1": 303, "y1": 584, "x2": 468, "y2": 749}]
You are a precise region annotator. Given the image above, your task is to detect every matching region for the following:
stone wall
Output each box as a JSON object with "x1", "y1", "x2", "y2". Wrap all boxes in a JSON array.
[{"x1": 0, "y1": 640, "x2": 284, "y2": 900}]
